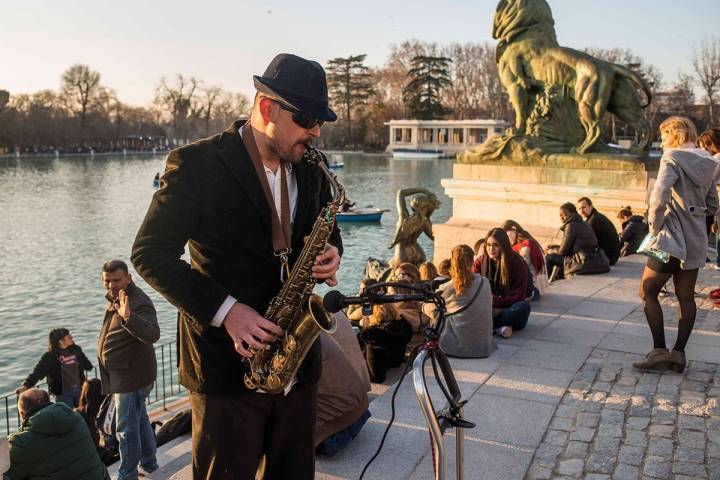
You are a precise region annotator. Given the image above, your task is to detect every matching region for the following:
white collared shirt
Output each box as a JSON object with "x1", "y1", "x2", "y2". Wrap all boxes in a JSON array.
[{"x1": 210, "y1": 127, "x2": 299, "y2": 328}]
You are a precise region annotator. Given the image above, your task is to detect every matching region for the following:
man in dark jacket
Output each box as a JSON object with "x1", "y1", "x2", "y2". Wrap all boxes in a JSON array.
[
  {"x1": 131, "y1": 54, "x2": 342, "y2": 480},
  {"x1": 547, "y1": 203, "x2": 607, "y2": 279},
  {"x1": 578, "y1": 197, "x2": 620, "y2": 265},
  {"x1": 5, "y1": 388, "x2": 109, "y2": 480},
  {"x1": 97, "y1": 260, "x2": 159, "y2": 480}
]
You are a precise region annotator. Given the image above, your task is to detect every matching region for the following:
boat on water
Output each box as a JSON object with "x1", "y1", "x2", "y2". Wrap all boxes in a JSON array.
[
  {"x1": 337, "y1": 207, "x2": 388, "y2": 222},
  {"x1": 391, "y1": 148, "x2": 444, "y2": 159},
  {"x1": 328, "y1": 162, "x2": 344, "y2": 169}
]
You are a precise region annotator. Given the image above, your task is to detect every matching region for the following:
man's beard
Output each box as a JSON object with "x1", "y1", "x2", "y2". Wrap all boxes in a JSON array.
[{"x1": 268, "y1": 136, "x2": 309, "y2": 164}]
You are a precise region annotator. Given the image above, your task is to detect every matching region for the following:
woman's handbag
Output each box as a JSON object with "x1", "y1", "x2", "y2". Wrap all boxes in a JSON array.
[
  {"x1": 564, "y1": 247, "x2": 610, "y2": 276},
  {"x1": 636, "y1": 233, "x2": 670, "y2": 264}
]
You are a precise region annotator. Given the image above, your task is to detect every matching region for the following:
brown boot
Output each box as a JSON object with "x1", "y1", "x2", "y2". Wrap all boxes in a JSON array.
[
  {"x1": 669, "y1": 350, "x2": 686, "y2": 374},
  {"x1": 632, "y1": 348, "x2": 671, "y2": 371}
]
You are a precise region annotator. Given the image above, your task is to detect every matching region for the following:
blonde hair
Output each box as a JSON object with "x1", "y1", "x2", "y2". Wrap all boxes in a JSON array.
[
  {"x1": 418, "y1": 262, "x2": 439, "y2": 281},
  {"x1": 361, "y1": 303, "x2": 398, "y2": 328},
  {"x1": 659, "y1": 116, "x2": 697, "y2": 149},
  {"x1": 450, "y1": 245, "x2": 475, "y2": 296}
]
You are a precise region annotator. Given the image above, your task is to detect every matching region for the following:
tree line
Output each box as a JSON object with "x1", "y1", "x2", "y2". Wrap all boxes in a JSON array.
[
  {"x1": 1, "y1": 37, "x2": 718, "y2": 154},
  {"x1": 0, "y1": 66, "x2": 249, "y2": 155}
]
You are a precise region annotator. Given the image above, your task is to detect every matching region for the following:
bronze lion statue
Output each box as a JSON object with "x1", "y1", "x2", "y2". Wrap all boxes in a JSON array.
[{"x1": 493, "y1": 0, "x2": 651, "y2": 153}]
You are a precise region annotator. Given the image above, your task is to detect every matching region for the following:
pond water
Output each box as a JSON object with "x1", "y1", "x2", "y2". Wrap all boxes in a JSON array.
[{"x1": 0, "y1": 152, "x2": 454, "y2": 395}]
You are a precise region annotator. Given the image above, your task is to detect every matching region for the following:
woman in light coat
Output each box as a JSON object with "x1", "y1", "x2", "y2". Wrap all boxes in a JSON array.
[
  {"x1": 424, "y1": 245, "x2": 495, "y2": 358},
  {"x1": 634, "y1": 116, "x2": 719, "y2": 373}
]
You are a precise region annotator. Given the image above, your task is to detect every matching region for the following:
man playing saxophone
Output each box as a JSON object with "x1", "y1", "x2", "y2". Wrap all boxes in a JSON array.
[{"x1": 131, "y1": 53, "x2": 342, "y2": 480}]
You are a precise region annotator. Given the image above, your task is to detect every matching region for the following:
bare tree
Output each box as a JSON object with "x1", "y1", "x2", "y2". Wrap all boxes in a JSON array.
[
  {"x1": 61, "y1": 64, "x2": 101, "y2": 130},
  {"x1": 693, "y1": 37, "x2": 720, "y2": 127},
  {"x1": 154, "y1": 74, "x2": 201, "y2": 143},
  {"x1": 199, "y1": 85, "x2": 223, "y2": 136},
  {"x1": 442, "y1": 42, "x2": 509, "y2": 120}
]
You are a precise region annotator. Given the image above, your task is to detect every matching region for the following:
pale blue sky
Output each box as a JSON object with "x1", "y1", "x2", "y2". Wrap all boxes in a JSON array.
[{"x1": 2, "y1": 0, "x2": 718, "y2": 106}]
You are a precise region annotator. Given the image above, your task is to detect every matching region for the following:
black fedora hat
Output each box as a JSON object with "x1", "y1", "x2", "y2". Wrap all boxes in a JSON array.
[{"x1": 254, "y1": 53, "x2": 337, "y2": 122}]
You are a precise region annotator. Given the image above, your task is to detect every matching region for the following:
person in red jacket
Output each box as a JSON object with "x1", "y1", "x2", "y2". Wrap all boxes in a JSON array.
[{"x1": 474, "y1": 228, "x2": 531, "y2": 338}]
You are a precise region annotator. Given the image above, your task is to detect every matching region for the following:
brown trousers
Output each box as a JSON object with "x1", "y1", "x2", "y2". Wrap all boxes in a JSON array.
[{"x1": 190, "y1": 382, "x2": 317, "y2": 480}]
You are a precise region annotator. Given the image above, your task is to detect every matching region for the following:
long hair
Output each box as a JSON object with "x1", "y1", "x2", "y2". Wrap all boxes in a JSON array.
[
  {"x1": 700, "y1": 128, "x2": 720, "y2": 156},
  {"x1": 48, "y1": 328, "x2": 70, "y2": 354},
  {"x1": 484, "y1": 228, "x2": 515, "y2": 291},
  {"x1": 76, "y1": 379, "x2": 104, "y2": 447},
  {"x1": 501, "y1": 219, "x2": 545, "y2": 273},
  {"x1": 418, "y1": 262, "x2": 439, "y2": 281},
  {"x1": 450, "y1": 245, "x2": 475, "y2": 296}
]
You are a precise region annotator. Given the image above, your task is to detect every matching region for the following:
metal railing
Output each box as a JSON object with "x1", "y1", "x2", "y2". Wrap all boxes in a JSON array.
[{"x1": 0, "y1": 340, "x2": 185, "y2": 435}]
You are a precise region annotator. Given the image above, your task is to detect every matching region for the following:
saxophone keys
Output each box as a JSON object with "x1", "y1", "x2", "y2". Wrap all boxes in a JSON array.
[
  {"x1": 271, "y1": 352, "x2": 285, "y2": 372},
  {"x1": 266, "y1": 373, "x2": 282, "y2": 392},
  {"x1": 284, "y1": 335, "x2": 297, "y2": 355},
  {"x1": 244, "y1": 372, "x2": 259, "y2": 390}
]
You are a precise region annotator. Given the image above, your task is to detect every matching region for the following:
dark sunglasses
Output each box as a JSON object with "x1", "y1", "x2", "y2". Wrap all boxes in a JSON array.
[{"x1": 272, "y1": 100, "x2": 324, "y2": 129}]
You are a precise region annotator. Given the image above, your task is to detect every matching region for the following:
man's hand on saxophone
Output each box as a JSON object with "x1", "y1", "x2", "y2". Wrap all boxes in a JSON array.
[
  {"x1": 310, "y1": 241, "x2": 341, "y2": 287},
  {"x1": 224, "y1": 303, "x2": 284, "y2": 358}
]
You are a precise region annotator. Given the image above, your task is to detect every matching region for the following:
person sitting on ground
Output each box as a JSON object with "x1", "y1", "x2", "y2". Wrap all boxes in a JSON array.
[
  {"x1": 577, "y1": 197, "x2": 621, "y2": 265},
  {"x1": 17, "y1": 328, "x2": 93, "y2": 408},
  {"x1": 617, "y1": 206, "x2": 648, "y2": 257},
  {"x1": 6, "y1": 388, "x2": 109, "y2": 480},
  {"x1": 473, "y1": 238, "x2": 486, "y2": 262},
  {"x1": 418, "y1": 261, "x2": 440, "y2": 282},
  {"x1": 74, "y1": 378, "x2": 118, "y2": 466},
  {"x1": 438, "y1": 259, "x2": 451, "y2": 277},
  {"x1": 546, "y1": 203, "x2": 609, "y2": 280},
  {"x1": 316, "y1": 312, "x2": 371, "y2": 457},
  {"x1": 475, "y1": 229, "x2": 532, "y2": 338},
  {"x1": 424, "y1": 245, "x2": 494, "y2": 357},
  {"x1": 388, "y1": 263, "x2": 431, "y2": 334},
  {"x1": 74, "y1": 379, "x2": 104, "y2": 451},
  {"x1": 357, "y1": 303, "x2": 412, "y2": 383},
  {"x1": 502, "y1": 220, "x2": 549, "y2": 298}
]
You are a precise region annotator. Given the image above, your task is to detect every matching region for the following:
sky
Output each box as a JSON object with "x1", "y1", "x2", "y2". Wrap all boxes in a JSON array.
[{"x1": 2, "y1": 0, "x2": 718, "y2": 106}]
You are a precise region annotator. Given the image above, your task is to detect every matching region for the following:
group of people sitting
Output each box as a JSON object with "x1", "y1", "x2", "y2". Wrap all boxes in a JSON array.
[
  {"x1": 546, "y1": 197, "x2": 648, "y2": 280},
  {"x1": 345, "y1": 200, "x2": 653, "y2": 384}
]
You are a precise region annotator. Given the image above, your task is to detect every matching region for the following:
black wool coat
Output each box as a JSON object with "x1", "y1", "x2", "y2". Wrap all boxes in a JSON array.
[
  {"x1": 586, "y1": 209, "x2": 620, "y2": 265},
  {"x1": 131, "y1": 120, "x2": 343, "y2": 395}
]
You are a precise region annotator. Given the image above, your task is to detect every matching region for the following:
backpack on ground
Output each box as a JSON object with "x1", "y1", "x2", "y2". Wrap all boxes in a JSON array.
[{"x1": 155, "y1": 408, "x2": 192, "y2": 447}]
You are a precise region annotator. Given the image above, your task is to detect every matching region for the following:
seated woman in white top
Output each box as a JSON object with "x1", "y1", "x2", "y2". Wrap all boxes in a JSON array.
[{"x1": 424, "y1": 244, "x2": 495, "y2": 358}]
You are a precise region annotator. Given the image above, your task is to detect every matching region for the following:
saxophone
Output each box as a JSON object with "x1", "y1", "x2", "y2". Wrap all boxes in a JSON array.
[{"x1": 244, "y1": 146, "x2": 346, "y2": 394}]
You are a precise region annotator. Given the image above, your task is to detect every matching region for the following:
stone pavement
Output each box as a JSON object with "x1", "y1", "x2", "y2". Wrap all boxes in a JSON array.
[{"x1": 123, "y1": 255, "x2": 720, "y2": 480}]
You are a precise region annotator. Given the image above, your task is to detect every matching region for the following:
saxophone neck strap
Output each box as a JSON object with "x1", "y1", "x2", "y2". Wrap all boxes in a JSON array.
[{"x1": 241, "y1": 122, "x2": 292, "y2": 255}]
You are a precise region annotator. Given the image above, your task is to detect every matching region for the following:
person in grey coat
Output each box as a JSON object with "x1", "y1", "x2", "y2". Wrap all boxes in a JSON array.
[
  {"x1": 634, "y1": 116, "x2": 719, "y2": 374},
  {"x1": 424, "y1": 245, "x2": 495, "y2": 358}
]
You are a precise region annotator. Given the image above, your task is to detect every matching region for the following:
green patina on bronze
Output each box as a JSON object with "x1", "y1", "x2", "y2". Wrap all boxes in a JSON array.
[{"x1": 462, "y1": 0, "x2": 653, "y2": 165}]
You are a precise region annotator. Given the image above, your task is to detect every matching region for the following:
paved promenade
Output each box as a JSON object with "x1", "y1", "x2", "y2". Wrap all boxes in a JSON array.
[{"x1": 124, "y1": 255, "x2": 720, "y2": 480}]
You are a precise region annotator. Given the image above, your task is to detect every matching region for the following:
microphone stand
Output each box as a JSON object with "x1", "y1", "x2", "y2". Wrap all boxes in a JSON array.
[{"x1": 350, "y1": 282, "x2": 475, "y2": 480}]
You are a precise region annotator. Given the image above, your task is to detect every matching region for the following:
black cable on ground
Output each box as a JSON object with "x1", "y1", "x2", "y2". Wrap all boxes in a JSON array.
[{"x1": 357, "y1": 343, "x2": 422, "y2": 480}]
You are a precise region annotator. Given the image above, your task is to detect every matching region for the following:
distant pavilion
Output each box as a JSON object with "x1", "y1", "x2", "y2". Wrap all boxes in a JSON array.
[{"x1": 385, "y1": 119, "x2": 507, "y2": 157}]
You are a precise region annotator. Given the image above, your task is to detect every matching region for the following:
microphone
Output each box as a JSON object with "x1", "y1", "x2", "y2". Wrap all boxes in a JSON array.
[
  {"x1": 323, "y1": 290, "x2": 431, "y2": 314},
  {"x1": 323, "y1": 290, "x2": 355, "y2": 314}
]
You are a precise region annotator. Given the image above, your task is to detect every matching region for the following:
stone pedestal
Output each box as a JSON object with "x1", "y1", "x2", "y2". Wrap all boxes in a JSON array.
[{"x1": 433, "y1": 154, "x2": 658, "y2": 262}]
